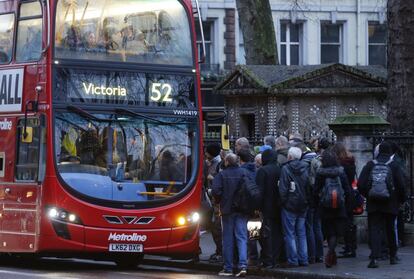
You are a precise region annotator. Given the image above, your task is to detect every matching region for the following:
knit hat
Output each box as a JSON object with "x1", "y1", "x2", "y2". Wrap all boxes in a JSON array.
[
  {"x1": 378, "y1": 141, "x2": 392, "y2": 155},
  {"x1": 259, "y1": 145, "x2": 272, "y2": 153},
  {"x1": 205, "y1": 142, "x2": 221, "y2": 157}
]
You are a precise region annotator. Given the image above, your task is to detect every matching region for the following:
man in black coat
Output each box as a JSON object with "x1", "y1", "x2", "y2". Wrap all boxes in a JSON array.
[
  {"x1": 358, "y1": 141, "x2": 407, "y2": 268},
  {"x1": 256, "y1": 149, "x2": 284, "y2": 268}
]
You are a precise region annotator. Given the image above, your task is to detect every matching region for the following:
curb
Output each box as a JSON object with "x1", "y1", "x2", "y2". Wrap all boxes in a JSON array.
[{"x1": 142, "y1": 258, "x2": 360, "y2": 279}]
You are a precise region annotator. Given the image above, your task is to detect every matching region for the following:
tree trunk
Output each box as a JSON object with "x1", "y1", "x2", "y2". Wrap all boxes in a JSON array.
[
  {"x1": 387, "y1": 0, "x2": 414, "y2": 131},
  {"x1": 235, "y1": 0, "x2": 278, "y2": 65}
]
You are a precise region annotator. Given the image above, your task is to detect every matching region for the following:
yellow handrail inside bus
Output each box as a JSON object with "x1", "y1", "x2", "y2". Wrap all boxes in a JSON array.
[{"x1": 139, "y1": 181, "x2": 176, "y2": 197}]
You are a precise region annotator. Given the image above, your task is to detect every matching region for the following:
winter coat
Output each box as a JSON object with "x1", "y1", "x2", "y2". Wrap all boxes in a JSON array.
[
  {"x1": 301, "y1": 152, "x2": 317, "y2": 208},
  {"x1": 255, "y1": 150, "x2": 281, "y2": 218},
  {"x1": 279, "y1": 159, "x2": 310, "y2": 214},
  {"x1": 212, "y1": 166, "x2": 245, "y2": 216},
  {"x1": 314, "y1": 166, "x2": 353, "y2": 219},
  {"x1": 339, "y1": 157, "x2": 356, "y2": 187},
  {"x1": 357, "y1": 154, "x2": 407, "y2": 215},
  {"x1": 241, "y1": 162, "x2": 256, "y2": 181}
]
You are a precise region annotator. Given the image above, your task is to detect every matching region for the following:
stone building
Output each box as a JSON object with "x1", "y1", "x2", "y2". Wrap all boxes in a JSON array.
[{"x1": 214, "y1": 63, "x2": 387, "y2": 140}]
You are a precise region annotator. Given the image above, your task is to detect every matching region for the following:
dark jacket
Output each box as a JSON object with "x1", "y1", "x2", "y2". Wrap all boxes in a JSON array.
[
  {"x1": 241, "y1": 162, "x2": 256, "y2": 180},
  {"x1": 314, "y1": 166, "x2": 353, "y2": 219},
  {"x1": 279, "y1": 159, "x2": 310, "y2": 214},
  {"x1": 301, "y1": 152, "x2": 317, "y2": 208},
  {"x1": 256, "y1": 150, "x2": 281, "y2": 218},
  {"x1": 339, "y1": 157, "x2": 356, "y2": 187},
  {"x1": 358, "y1": 154, "x2": 407, "y2": 215},
  {"x1": 212, "y1": 166, "x2": 245, "y2": 215}
]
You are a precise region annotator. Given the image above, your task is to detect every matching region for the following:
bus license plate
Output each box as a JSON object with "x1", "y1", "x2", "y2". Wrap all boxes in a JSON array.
[{"x1": 109, "y1": 243, "x2": 143, "y2": 252}]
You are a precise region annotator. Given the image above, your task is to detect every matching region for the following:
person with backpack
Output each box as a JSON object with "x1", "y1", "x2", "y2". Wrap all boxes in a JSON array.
[
  {"x1": 279, "y1": 147, "x2": 310, "y2": 267},
  {"x1": 255, "y1": 149, "x2": 283, "y2": 268},
  {"x1": 203, "y1": 143, "x2": 223, "y2": 263},
  {"x1": 314, "y1": 149, "x2": 353, "y2": 268},
  {"x1": 212, "y1": 153, "x2": 249, "y2": 277},
  {"x1": 333, "y1": 143, "x2": 358, "y2": 258},
  {"x1": 300, "y1": 142, "x2": 319, "y2": 264},
  {"x1": 358, "y1": 141, "x2": 407, "y2": 268}
]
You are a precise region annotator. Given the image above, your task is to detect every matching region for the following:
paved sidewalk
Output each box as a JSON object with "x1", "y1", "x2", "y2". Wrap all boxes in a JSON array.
[{"x1": 144, "y1": 232, "x2": 414, "y2": 279}]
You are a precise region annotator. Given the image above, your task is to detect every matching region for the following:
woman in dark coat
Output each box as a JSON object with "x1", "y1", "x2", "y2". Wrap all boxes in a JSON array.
[
  {"x1": 332, "y1": 143, "x2": 357, "y2": 258},
  {"x1": 314, "y1": 149, "x2": 353, "y2": 268}
]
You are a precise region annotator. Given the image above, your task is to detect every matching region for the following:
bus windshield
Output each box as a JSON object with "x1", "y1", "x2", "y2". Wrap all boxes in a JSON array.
[
  {"x1": 54, "y1": 0, "x2": 193, "y2": 66},
  {"x1": 54, "y1": 111, "x2": 197, "y2": 203}
]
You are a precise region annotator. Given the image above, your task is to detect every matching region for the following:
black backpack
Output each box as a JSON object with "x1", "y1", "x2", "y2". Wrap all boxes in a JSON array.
[
  {"x1": 368, "y1": 160, "x2": 394, "y2": 201},
  {"x1": 285, "y1": 171, "x2": 309, "y2": 213},
  {"x1": 320, "y1": 176, "x2": 345, "y2": 209},
  {"x1": 232, "y1": 173, "x2": 262, "y2": 215}
]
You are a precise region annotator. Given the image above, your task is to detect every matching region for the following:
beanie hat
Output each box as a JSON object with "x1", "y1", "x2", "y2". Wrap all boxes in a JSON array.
[
  {"x1": 206, "y1": 143, "x2": 221, "y2": 157},
  {"x1": 259, "y1": 145, "x2": 272, "y2": 153}
]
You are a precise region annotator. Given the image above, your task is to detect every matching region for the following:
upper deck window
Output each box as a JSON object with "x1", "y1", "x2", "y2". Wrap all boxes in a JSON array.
[
  {"x1": 0, "y1": 14, "x2": 15, "y2": 64},
  {"x1": 16, "y1": 1, "x2": 43, "y2": 62},
  {"x1": 54, "y1": 0, "x2": 193, "y2": 66}
]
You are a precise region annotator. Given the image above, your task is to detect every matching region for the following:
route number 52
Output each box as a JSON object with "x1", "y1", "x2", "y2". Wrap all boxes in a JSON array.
[{"x1": 150, "y1": 83, "x2": 173, "y2": 102}]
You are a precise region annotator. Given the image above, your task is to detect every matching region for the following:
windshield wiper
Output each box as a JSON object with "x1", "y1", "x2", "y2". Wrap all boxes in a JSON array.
[{"x1": 116, "y1": 108, "x2": 176, "y2": 125}]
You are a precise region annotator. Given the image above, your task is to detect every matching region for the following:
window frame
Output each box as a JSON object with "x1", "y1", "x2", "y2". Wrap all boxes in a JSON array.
[
  {"x1": 320, "y1": 22, "x2": 343, "y2": 64},
  {"x1": 15, "y1": 0, "x2": 44, "y2": 63},
  {"x1": 0, "y1": 12, "x2": 16, "y2": 65},
  {"x1": 367, "y1": 21, "x2": 387, "y2": 66},
  {"x1": 280, "y1": 21, "x2": 302, "y2": 65},
  {"x1": 196, "y1": 20, "x2": 213, "y2": 66}
]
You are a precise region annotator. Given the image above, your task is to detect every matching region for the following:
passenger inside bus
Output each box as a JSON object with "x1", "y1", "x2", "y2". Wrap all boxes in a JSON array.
[
  {"x1": 84, "y1": 32, "x2": 106, "y2": 52},
  {"x1": 159, "y1": 150, "x2": 183, "y2": 182},
  {"x1": 78, "y1": 129, "x2": 102, "y2": 166}
]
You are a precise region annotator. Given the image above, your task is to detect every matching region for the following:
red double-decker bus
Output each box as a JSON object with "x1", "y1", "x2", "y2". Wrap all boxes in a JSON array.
[{"x1": 0, "y1": 0, "x2": 204, "y2": 266}]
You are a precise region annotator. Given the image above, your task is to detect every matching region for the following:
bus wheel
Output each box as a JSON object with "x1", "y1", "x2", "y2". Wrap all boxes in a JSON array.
[{"x1": 114, "y1": 254, "x2": 144, "y2": 269}]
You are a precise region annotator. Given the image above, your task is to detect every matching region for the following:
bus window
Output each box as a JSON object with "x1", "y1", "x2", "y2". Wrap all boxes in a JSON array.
[
  {"x1": 15, "y1": 118, "x2": 41, "y2": 182},
  {"x1": 15, "y1": 1, "x2": 43, "y2": 62},
  {"x1": 54, "y1": 0, "x2": 193, "y2": 66},
  {"x1": 0, "y1": 14, "x2": 14, "y2": 64}
]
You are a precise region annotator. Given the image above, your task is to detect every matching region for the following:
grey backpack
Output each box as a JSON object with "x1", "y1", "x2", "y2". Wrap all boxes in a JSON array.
[{"x1": 368, "y1": 159, "x2": 394, "y2": 201}]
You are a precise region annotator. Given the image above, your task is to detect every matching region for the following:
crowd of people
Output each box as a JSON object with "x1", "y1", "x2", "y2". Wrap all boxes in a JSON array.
[{"x1": 202, "y1": 134, "x2": 407, "y2": 277}]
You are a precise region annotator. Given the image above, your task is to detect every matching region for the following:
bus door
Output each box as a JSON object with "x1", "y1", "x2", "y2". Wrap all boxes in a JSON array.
[{"x1": 0, "y1": 116, "x2": 46, "y2": 252}]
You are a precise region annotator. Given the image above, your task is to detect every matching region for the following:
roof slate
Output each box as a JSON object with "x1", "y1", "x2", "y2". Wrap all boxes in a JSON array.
[{"x1": 215, "y1": 63, "x2": 387, "y2": 91}]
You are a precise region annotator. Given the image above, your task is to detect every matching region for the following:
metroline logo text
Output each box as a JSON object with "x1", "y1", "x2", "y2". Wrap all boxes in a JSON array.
[{"x1": 108, "y1": 233, "x2": 147, "y2": 242}]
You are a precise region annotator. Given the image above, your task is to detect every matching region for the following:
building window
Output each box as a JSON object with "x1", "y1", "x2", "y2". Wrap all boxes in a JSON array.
[
  {"x1": 280, "y1": 22, "x2": 302, "y2": 65},
  {"x1": 368, "y1": 22, "x2": 387, "y2": 66},
  {"x1": 320, "y1": 23, "x2": 342, "y2": 63},
  {"x1": 195, "y1": 21, "x2": 212, "y2": 66},
  {"x1": 238, "y1": 27, "x2": 246, "y2": 65}
]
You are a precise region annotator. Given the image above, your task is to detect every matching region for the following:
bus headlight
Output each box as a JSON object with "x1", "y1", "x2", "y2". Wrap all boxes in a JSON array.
[
  {"x1": 176, "y1": 212, "x2": 200, "y2": 226},
  {"x1": 47, "y1": 207, "x2": 82, "y2": 225},
  {"x1": 191, "y1": 212, "x2": 200, "y2": 223},
  {"x1": 48, "y1": 208, "x2": 58, "y2": 218}
]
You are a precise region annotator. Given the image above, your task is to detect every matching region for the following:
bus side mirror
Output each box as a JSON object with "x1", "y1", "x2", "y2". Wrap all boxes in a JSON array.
[{"x1": 22, "y1": 127, "x2": 33, "y2": 143}]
